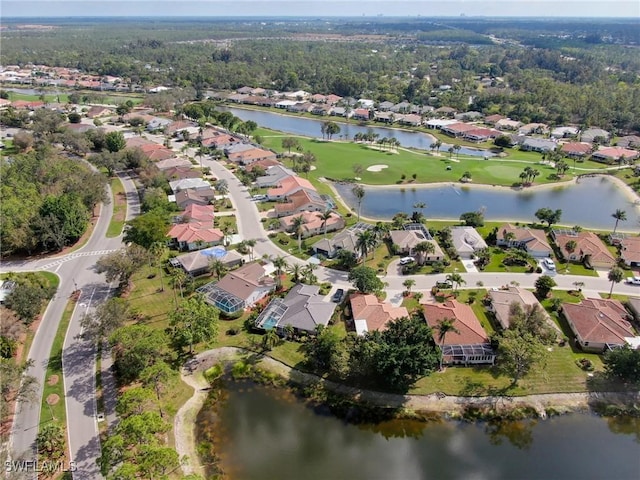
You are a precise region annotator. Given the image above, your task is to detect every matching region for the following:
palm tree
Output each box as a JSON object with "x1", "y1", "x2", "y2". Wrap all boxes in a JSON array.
[
  {"x1": 208, "y1": 258, "x2": 227, "y2": 280},
  {"x1": 356, "y1": 229, "x2": 377, "y2": 263},
  {"x1": 403, "y1": 278, "x2": 416, "y2": 295},
  {"x1": 196, "y1": 147, "x2": 208, "y2": 171},
  {"x1": 414, "y1": 241, "x2": 435, "y2": 266},
  {"x1": 453, "y1": 144, "x2": 461, "y2": 160},
  {"x1": 317, "y1": 210, "x2": 334, "y2": 238},
  {"x1": 149, "y1": 242, "x2": 168, "y2": 292},
  {"x1": 283, "y1": 324, "x2": 295, "y2": 341},
  {"x1": 262, "y1": 328, "x2": 281, "y2": 351},
  {"x1": 412, "y1": 202, "x2": 427, "y2": 220},
  {"x1": 530, "y1": 169, "x2": 541, "y2": 184},
  {"x1": 607, "y1": 266, "x2": 625, "y2": 298},
  {"x1": 170, "y1": 267, "x2": 187, "y2": 304},
  {"x1": 519, "y1": 171, "x2": 529, "y2": 186},
  {"x1": 352, "y1": 185, "x2": 366, "y2": 222},
  {"x1": 245, "y1": 238, "x2": 257, "y2": 261},
  {"x1": 611, "y1": 209, "x2": 627, "y2": 234},
  {"x1": 220, "y1": 222, "x2": 233, "y2": 247},
  {"x1": 448, "y1": 146, "x2": 454, "y2": 158},
  {"x1": 436, "y1": 317, "x2": 460, "y2": 371},
  {"x1": 446, "y1": 272, "x2": 466, "y2": 293},
  {"x1": 215, "y1": 179, "x2": 229, "y2": 208},
  {"x1": 302, "y1": 263, "x2": 318, "y2": 284},
  {"x1": 272, "y1": 256, "x2": 288, "y2": 289},
  {"x1": 392, "y1": 212, "x2": 410, "y2": 229},
  {"x1": 288, "y1": 263, "x2": 303, "y2": 283},
  {"x1": 434, "y1": 140, "x2": 442, "y2": 153},
  {"x1": 291, "y1": 214, "x2": 307, "y2": 252},
  {"x1": 503, "y1": 230, "x2": 516, "y2": 245}
]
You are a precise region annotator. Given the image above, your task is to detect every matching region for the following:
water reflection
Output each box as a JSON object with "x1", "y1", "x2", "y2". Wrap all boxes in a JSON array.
[{"x1": 197, "y1": 380, "x2": 640, "y2": 480}]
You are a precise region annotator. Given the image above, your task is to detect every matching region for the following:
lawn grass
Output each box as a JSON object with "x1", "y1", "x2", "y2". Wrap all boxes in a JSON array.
[
  {"x1": 39, "y1": 297, "x2": 75, "y2": 450},
  {"x1": 106, "y1": 176, "x2": 126, "y2": 238},
  {"x1": 556, "y1": 261, "x2": 599, "y2": 277},
  {"x1": 482, "y1": 247, "x2": 533, "y2": 274}
]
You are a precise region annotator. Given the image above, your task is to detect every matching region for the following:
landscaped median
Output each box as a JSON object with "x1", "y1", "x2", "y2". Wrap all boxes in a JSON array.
[
  {"x1": 106, "y1": 176, "x2": 126, "y2": 238},
  {"x1": 37, "y1": 294, "x2": 76, "y2": 472}
]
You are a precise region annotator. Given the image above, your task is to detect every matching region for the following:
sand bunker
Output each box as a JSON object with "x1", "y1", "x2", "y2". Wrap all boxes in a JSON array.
[{"x1": 366, "y1": 164, "x2": 389, "y2": 172}]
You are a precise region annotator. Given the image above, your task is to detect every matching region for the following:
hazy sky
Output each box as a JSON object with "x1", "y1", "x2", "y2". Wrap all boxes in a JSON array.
[{"x1": 2, "y1": 1, "x2": 639, "y2": 18}]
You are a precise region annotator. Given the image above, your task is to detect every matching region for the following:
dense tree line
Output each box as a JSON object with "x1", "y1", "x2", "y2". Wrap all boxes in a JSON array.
[
  {"x1": 2, "y1": 19, "x2": 638, "y2": 131},
  {"x1": 1, "y1": 150, "x2": 108, "y2": 256}
]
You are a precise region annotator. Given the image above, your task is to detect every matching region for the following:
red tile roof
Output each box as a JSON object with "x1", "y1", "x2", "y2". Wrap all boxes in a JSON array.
[
  {"x1": 562, "y1": 298, "x2": 634, "y2": 346},
  {"x1": 350, "y1": 293, "x2": 409, "y2": 332},
  {"x1": 168, "y1": 222, "x2": 223, "y2": 244},
  {"x1": 421, "y1": 299, "x2": 489, "y2": 346}
]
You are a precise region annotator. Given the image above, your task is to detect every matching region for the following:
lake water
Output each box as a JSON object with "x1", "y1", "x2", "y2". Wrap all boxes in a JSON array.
[
  {"x1": 222, "y1": 106, "x2": 494, "y2": 157},
  {"x1": 198, "y1": 382, "x2": 640, "y2": 480},
  {"x1": 333, "y1": 175, "x2": 640, "y2": 230}
]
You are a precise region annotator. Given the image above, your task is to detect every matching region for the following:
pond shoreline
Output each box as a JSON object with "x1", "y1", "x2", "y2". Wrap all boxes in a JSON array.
[{"x1": 174, "y1": 347, "x2": 640, "y2": 477}]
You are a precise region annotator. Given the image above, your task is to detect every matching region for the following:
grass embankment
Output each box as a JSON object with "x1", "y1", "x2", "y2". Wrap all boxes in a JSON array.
[{"x1": 106, "y1": 176, "x2": 126, "y2": 238}]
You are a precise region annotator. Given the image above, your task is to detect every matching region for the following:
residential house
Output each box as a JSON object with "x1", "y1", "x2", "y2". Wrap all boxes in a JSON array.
[
  {"x1": 591, "y1": 147, "x2": 640, "y2": 164},
  {"x1": 155, "y1": 157, "x2": 194, "y2": 171},
  {"x1": 287, "y1": 102, "x2": 314, "y2": 114},
  {"x1": 562, "y1": 298, "x2": 637, "y2": 352},
  {"x1": 391, "y1": 101, "x2": 413, "y2": 114},
  {"x1": 378, "y1": 101, "x2": 394, "y2": 111},
  {"x1": 388, "y1": 230, "x2": 444, "y2": 262},
  {"x1": 350, "y1": 293, "x2": 409, "y2": 336},
  {"x1": 162, "y1": 166, "x2": 202, "y2": 181},
  {"x1": 627, "y1": 297, "x2": 640, "y2": 321},
  {"x1": 325, "y1": 94, "x2": 342, "y2": 105},
  {"x1": 616, "y1": 135, "x2": 640, "y2": 149},
  {"x1": 421, "y1": 300, "x2": 495, "y2": 365},
  {"x1": 455, "y1": 111, "x2": 484, "y2": 121},
  {"x1": 235, "y1": 86, "x2": 253, "y2": 95},
  {"x1": 224, "y1": 143, "x2": 255, "y2": 156},
  {"x1": 484, "y1": 114, "x2": 505, "y2": 125},
  {"x1": 243, "y1": 158, "x2": 281, "y2": 173},
  {"x1": 275, "y1": 100, "x2": 298, "y2": 109},
  {"x1": 273, "y1": 189, "x2": 328, "y2": 218},
  {"x1": 441, "y1": 122, "x2": 476, "y2": 138},
  {"x1": 85, "y1": 106, "x2": 113, "y2": 118},
  {"x1": 169, "y1": 247, "x2": 243, "y2": 277},
  {"x1": 227, "y1": 147, "x2": 277, "y2": 166},
  {"x1": 167, "y1": 222, "x2": 224, "y2": 251},
  {"x1": 176, "y1": 204, "x2": 215, "y2": 224},
  {"x1": 425, "y1": 118, "x2": 458, "y2": 130},
  {"x1": 357, "y1": 99, "x2": 375, "y2": 108},
  {"x1": 551, "y1": 126, "x2": 580, "y2": 139},
  {"x1": 580, "y1": 128, "x2": 610, "y2": 144},
  {"x1": 174, "y1": 188, "x2": 216, "y2": 209},
  {"x1": 552, "y1": 229, "x2": 616, "y2": 268},
  {"x1": 198, "y1": 262, "x2": 275, "y2": 314},
  {"x1": 487, "y1": 287, "x2": 551, "y2": 330},
  {"x1": 463, "y1": 128, "x2": 500, "y2": 143},
  {"x1": 267, "y1": 175, "x2": 316, "y2": 201},
  {"x1": 283, "y1": 90, "x2": 310, "y2": 100},
  {"x1": 352, "y1": 108, "x2": 371, "y2": 121},
  {"x1": 451, "y1": 227, "x2": 488, "y2": 259},
  {"x1": 495, "y1": 118, "x2": 523, "y2": 131},
  {"x1": 373, "y1": 111, "x2": 395, "y2": 123},
  {"x1": 496, "y1": 224, "x2": 552, "y2": 258},
  {"x1": 435, "y1": 106, "x2": 456, "y2": 118},
  {"x1": 279, "y1": 211, "x2": 344, "y2": 238},
  {"x1": 518, "y1": 123, "x2": 549, "y2": 135},
  {"x1": 311, "y1": 104, "x2": 333, "y2": 116},
  {"x1": 146, "y1": 117, "x2": 173, "y2": 131},
  {"x1": 396, "y1": 114, "x2": 423, "y2": 127},
  {"x1": 165, "y1": 120, "x2": 198, "y2": 136},
  {"x1": 169, "y1": 178, "x2": 211, "y2": 194},
  {"x1": 137, "y1": 143, "x2": 175, "y2": 161},
  {"x1": 255, "y1": 284, "x2": 337, "y2": 334},
  {"x1": 255, "y1": 165, "x2": 296, "y2": 188},
  {"x1": 619, "y1": 236, "x2": 640, "y2": 268},
  {"x1": 310, "y1": 94, "x2": 327, "y2": 103},
  {"x1": 520, "y1": 137, "x2": 557, "y2": 153},
  {"x1": 330, "y1": 106, "x2": 348, "y2": 118},
  {"x1": 227, "y1": 93, "x2": 249, "y2": 103},
  {"x1": 202, "y1": 133, "x2": 241, "y2": 150},
  {"x1": 560, "y1": 142, "x2": 592, "y2": 159},
  {"x1": 312, "y1": 224, "x2": 374, "y2": 259}
]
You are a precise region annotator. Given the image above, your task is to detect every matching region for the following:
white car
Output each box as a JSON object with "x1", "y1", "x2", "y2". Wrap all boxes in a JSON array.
[
  {"x1": 542, "y1": 258, "x2": 556, "y2": 270},
  {"x1": 399, "y1": 256, "x2": 415, "y2": 265},
  {"x1": 626, "y1": 276, "x2": 640, "y2": 285}
]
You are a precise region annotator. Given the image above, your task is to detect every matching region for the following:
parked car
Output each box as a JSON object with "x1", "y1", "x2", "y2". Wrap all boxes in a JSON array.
[
  {"x1": 435, "y1": 280, "x2": 453, "y2": 289},
  {"x1": 332, "y1": 288, "x2": 345, "y2": 303},
  {"x1": 542, "y1": 258, "x2": 556, "y2": 270},
  {"x1": 625, "y1": 276, "x2": 640, "y2": 285},
  {"x1": 252, "y1": 194, "x2": 268, "y2": 201},
  {"x1": 399, "y1": 256, "x2": 415, "y2": 265}
]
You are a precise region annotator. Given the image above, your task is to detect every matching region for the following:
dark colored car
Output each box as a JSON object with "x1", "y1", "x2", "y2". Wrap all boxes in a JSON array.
[{"x1": 332, "y1": 288, "x2": 345, "y2": 303}]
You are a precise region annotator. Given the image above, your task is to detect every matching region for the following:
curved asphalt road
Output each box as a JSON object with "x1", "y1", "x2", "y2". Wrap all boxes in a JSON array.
[{"x1": 5, "y1": 172, "x2": 140, "y2": 479}]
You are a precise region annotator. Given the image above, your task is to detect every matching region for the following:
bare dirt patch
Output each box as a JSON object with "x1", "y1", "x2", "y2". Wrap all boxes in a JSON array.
[
  {"x1": 47, "y1": 375, "x2": 59, "y2": 386},
  {"x1": 46, "y1": 394, "x2": 60, "y2": 406}
]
